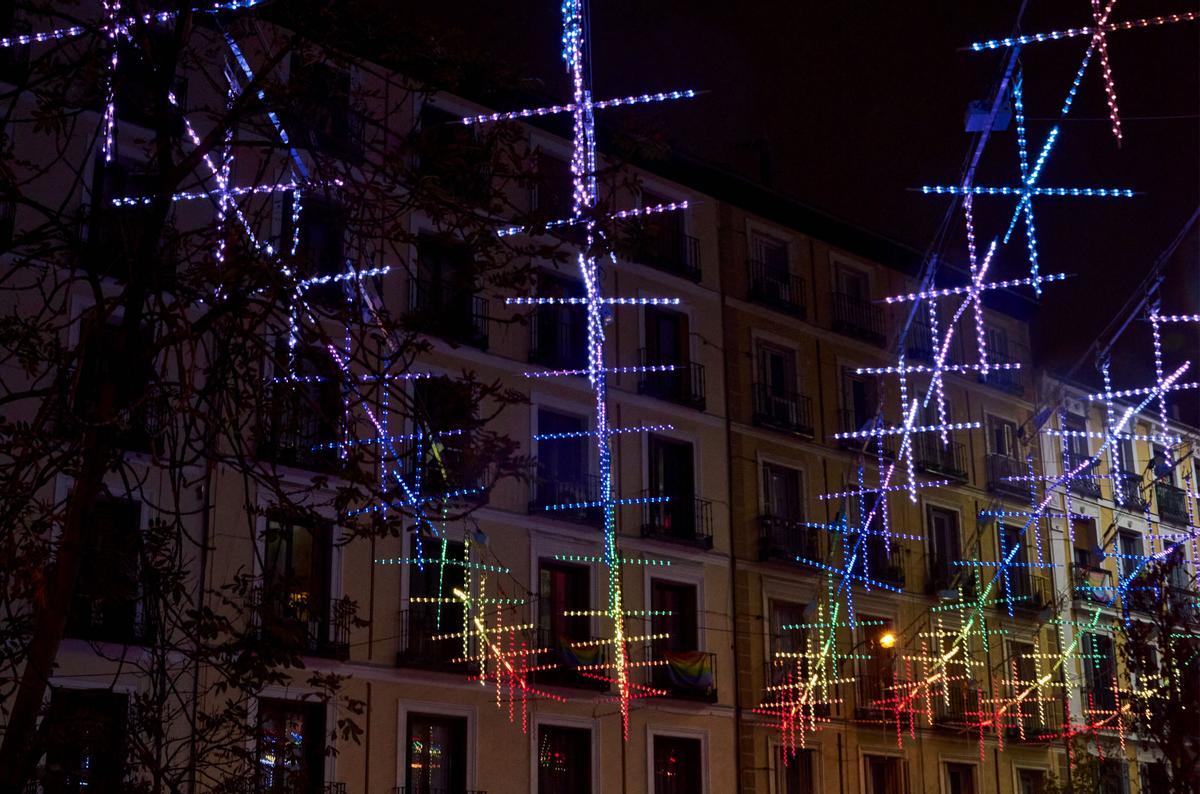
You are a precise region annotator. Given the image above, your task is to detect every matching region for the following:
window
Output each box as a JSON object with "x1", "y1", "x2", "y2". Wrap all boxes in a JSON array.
[
  {"x1": 856, "y1": 617, "x2": 896, "y2": 713},
  {"x1": 290, "y1": 195, "x2": 347, "y2": 296},
  {"x1": 531, "y1": 272, "x2": 587, "y2": 369},
  {"x1": 261, "y1": 343, "x2": 341, "y2": 470},
  {"x1": 645, "y1": 307, "x2": 690, "y2": 366},
  {"x1": 536, "y1": 560, "x2": 597, "y2": 687},
  {"x1": 401, "y1": 538, "x2": 466, "y2": 666},
  {"x1": 758, "y1": 343, "x2": 797, "y2": 397},
  {"x1": 535, "y1": 408, "x2": 588, "y2": 492},
  {"x1": 417, "y1": 104, "x2": 490, "y2": 202},
  {"x1": 1008, "y1": 641, "x2": 1040, "y2": 729},
  {"x1": 774, "y1": 746, "x2": 815, "y2": 794},
  {"x1": 410, "y1": 376, "x2": 483, "y2": 496},
  {"x1": 834, "y1": 266, "x2": 869, "y2": 301},
  {"x1": 651, "y1": 581, "x2": 713, "y2": 698},
  {"x1": 987, "y1": 415, "x2": 1018, "y2": 458},
  {"x1": 532, "y1": 151, "x2": 573, "y2": 219},
  {"x1": 985, "y1": 326, "x2": 1010, "y2": 359},
  {"x1": 406, "y1": 712, "x2": 468, "y2": 794},
  {"x1": 863, "y1": 754, "x2": 907, "y2": 794},
  {"x1": 763, "y1": 463, "x2": 803, "y2": 522},
  {"x1": 652, "y1": 734, "x2": 702, "y2": 794},
  {"x1": 72, "y1": 319, "x2": 157, "y2": 450},
  {"x1": 410, "y1": 234, "x2": 486, "y2": 348},
  {"x1": 841, "y1": 369, "x2": 880, "y2": 434},
  {"x1": 66, "y1": 498, "x2": 146, "y2": 644},
  {"x1": 646, "y1": 435, "x2": 698, "y2": 540},
  {"x1": 86, "y1": 159, "x2": 174, "y2": 288},
  {"x1": 926, "y1": 506, "x2": 961, "y2": 591},
  {"x1": 1117, "y1": 437, "x2": 1136, "y2": 474},
  {"x1": 112, "y1": 25, "x2": 184, "y2": 131},
  {"x1": 257, "y1": 698, "x2": 326, "y2": 793},
  {"x1": 1015, "y1": 768, "x2": 1047, "y2": 794},
  {"x1": 537, "y1": 724, "x2": 591, "y2": 794},
  {"x1": 944, "y1": 762, "x2": 976, "y2": 794},
  {"x1": 261, "y1": 515, "x2": 333, "y2": 651},
  {"x1": 752, "y1": 232, "x2": 789, "y2": 272},
  {"x1": 1097, "y1": 759, "x2": 1128, "y2": 794},
  {"x1": 1117, "y1": 532, "x2": 1144, "y2": 582},
  {"x1": 1064, "y1": 414, "x2": 1089, "y2": 460},
  {"x1": 1082, "y1": 633, "x2": 1118, "y2": 712},
  {"x1": 768, "y1": 600, "x2": 809, "y2": 685},
  {"x1": 289, "y1": 58, "x2": 361, "y2": 161},
  {"x1": 635, "y1": 188, "x2": 695, "y2": 279},
  {"x1": 43, "y1": 689, "x2": 127, "y2": 793}
]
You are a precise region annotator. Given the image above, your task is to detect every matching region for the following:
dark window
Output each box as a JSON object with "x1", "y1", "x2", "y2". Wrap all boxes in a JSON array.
[
  {"x1": 645, "y1": 307, "x2": 689, "y2": 366},
  {"x1": 406, "y1": 712, "x2": 468, "y2": 794},
  {"x1": 408, "y1": 538, "x2": 466, "y2": 641},
  {"x1": 539, "y1": 560, "x2": 590, "y2": 646},
  {"x1": 1083, "y1": 633, "x2": 1118, "y2": 712},
  {"x1": 86, "y1": 159, "x2": 175, "y2": 288},
  {"x1": 1016, "y1": 768, "x2": 1047, "y2": 794},
  {"x1": 112, "y1": 26, "x2": 184, "y2": 132},
  {"x1": 66, "y1": 498, "x2": 145, "y2": 644},
  {"x1": 261, "y1": 516, "x2": 333, "y2": 650},
  {"x1": 289, "y1": 58, "x2": 361, "y2": 161},
  {"x1": 537, "y1": 408, "x2": 587, "y2": 488},
  {"x1": 752, "y1": 233, "x2": 788, "y2": 272},
  {"x1": 944, "y1": 763, "x2": 976, "y2": 794},
  {"x1": 257, "y1": 698, "x2": 326, "y2": 793},
  {"x1": 768, "y1": 600, "x2": 809, "y2": 685},
  {"x1": 42, "y1": 689, "x2": 127, "y2": 793},
  {"x1": 758, "y1": 343, "x2": 796, "y2": 397},
  {"x1": 926, "y1": 506, "x2": 961, "y2": 591},
  {"x1": 987, "y1": 416, "x2": 1018, "y2": 458},
  {"x1": 1000, "y1": 523, "x2": 1031, "y2": 593},
  {"x1": 288, "y1": 196, "x2": 347, "y2": 304},
  {"x1": 417, "y1": 104, "x2": 490, "y2": 203},
  {"x1": 842, "y1": 370, "x2": 879, "y2": 432},
  {"x1": 647, "y1": 435, "x2": 696, "y2": 538},
  {"x1": 1117, "y1": 532, "x2": 1144, "y2": 583},
  {"x1": 651, "y1": 580, "x2": 699, "y2": 653},
  {"x1": 261, "y1": 344, "x2": 342, "y2": 471},
  {"x1": 1097, "y1": 759, "x2": 1129, "y2": 794},
  {"x1": 72, "y1": 319, "x2": 156, "y2": 447},
  {"x1": 762, "y1": 463, "x2": 803, "y2": 521},
  {"x1": 532, "y1": 151, "x2": 573, "y2": 220},
  {"x1": 863, "y1": 754, "x2": 907, "y2": 794},
  {"x1": 410, "y1": 235, "x2": 486, "y2": 348},
  {"x1": 775, "y1": 746, "x2": 815, "y2": 794},
  {"x1": 530, "y1": 272, "x2": 587, "y2": 370},
  {"x1": 857, "y1": 616, "x2": 896, "y2": 711},
  {"x1": 652, "y1": 735, "x2": 702, "y2": 794},
  {"x1": 409, "y1": 377, "x2": 483, "y2": 497},
  {"x1": 537, "y1": 724, "x2": 591, "y2": 794},
  {"x1": 834, "y1": 266, "x2": 869, "y2": 301}
]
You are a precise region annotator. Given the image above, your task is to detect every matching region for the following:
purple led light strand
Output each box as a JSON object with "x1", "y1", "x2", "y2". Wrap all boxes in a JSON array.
[
  {"x1": 920, "y1": 186, "x2": 1134, "y2": 198},
  {"x1": 459, "y1": 89, "x2": 698, "y2": 125},
  {"x1": 967, "y1": 11, "x2": 1199, "y2": 51},
  {"x1": 882, "y1": 273, "x2": 1068, "y2": 304},
  {"x1": 100, "y1": 0, "x2": 121, "y2": 162}
]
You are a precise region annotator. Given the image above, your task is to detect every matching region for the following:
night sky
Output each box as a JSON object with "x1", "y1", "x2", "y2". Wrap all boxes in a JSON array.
[{"x1": 408, "y1": 1, "x2": 1199, "y2": 403}]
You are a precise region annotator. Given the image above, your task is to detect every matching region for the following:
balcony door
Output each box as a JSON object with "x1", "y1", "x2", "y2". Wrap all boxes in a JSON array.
[
  {"x1": 1000, "y1": 523, "x2": 1033, "y2": 602},
  {"x1": 645, "y1": 307, "x2": 689, "y2": 366},
  {"x1": 537, "y1": 724, "x2": 592, "y2": 794},
  {"x1": 856, "y1": 616, "x2": 896, "y2": 711},
  {"x1": 834, "y1": 266, "x2": 869, "y2": 301},
  {"x1": 652, "y1": 735, "x2": 702, "y2": 794},
  {"x1": 648, "y1": 435, "x2": 695, "y2": 537},
  {"x1": 257, "y1": 698, "x2": 326, "y2": 793},
  {"x1": 407, "y1": 538, "x2": 466, "y2": 662},
  {"x1": 926, "y1": 506, "x2": 961, "y2": 591},
  {"x1": 262, "y1": 516, "x2": 332, "y2": 646},
  {"x1": 539, "y1": 561, "x2": 591, "y2": 658},
  {"x1": 67, "y1": 497, "x2": 144, "y2": 643},
  {"x1": 651, "y1": 580, "x2": 699, "y2": 654},
  {"x1": 763, "y1": 463, "x2": 803, "y2": 522},
  {"x1": 768, "y1": 600, "x2": 808, "y2": 684},
  {"x1": 842, "y1": 369, "x2": 879, "y2": 433},
  {"x1": 536, "y1": 408, "x2": 588, "y2": 497},
  {"x1": 987, "y1": 415, "x2": 1018, "y2": 458},
  {"x1": 405, "y1": 712, "x2": 468, "y2": 794}
]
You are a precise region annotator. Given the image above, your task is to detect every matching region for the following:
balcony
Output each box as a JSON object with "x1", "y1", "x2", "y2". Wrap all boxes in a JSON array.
[
  {"x1": 1155, "y1": 482, "x2": 1189, "y2": 525},
  {"x1": 986, "y1": 453, "x2": 1028, "y2": 499},
  {"x1": 529, "y1": 311, "x2": 587, "y2": 371},
  {"x1": 395, "y1": 606, "x2": 475, "y2": 672},
  {"x1": 855, "y1": 672, "x2": 896, "y2": 717},
  {"x1": 906, "y1": 317, "x2": 936, "y2": 363},
  {"x1": 759, "y1": 514, "x2": 820, "y2": 564},
  {"x1": 863, "y1": 542, "x2": 905, "y2": 587},
  {"x1": 837, "y1": 409, "x2": 895, "y2": 457},
  {"x1": 932, "y1": 680, "x2": 980, "y2": 726},
  {"x1": 1079, "y1": 683, "x2": 1118, "y2": 717},
  {"x1": 1004, "y1": 697, "x2": 1063, "y2": 741},
  {"x1": 641, "y1": 491, "x2": 714, "y2": 549},
  {"x1": 1070, "y1": 563, "x2": 1113, "y2": 605},
  {"x1": 408, "y1": 279, "x2": 489, "y2": 350},
  {"x1": 65, "y1": 598, "x2": 153, "y2": 647},
  {"x1": 636, "y1": 349, "x2": 706, "y2": 410},
  {"x1": 1066, "y1": 452, "x2": 1102, "y2": 499},
  {"x1": 257, "y1": 383, "x2": 343, "y2": 475},
  {"x1": 762, "y1": 658, "x2": 833, "y2": 717},
  {"x1": 533, "y1": 627, "x2": 610, "y2": 691},
  {"x1": 250, "y1": 588, "x2": 350, "y2": 660},
  {"x1": 831, "y1": 291, "x2": 885, "y2": 346},
  {"x1": 752, "y1": 383, "x2": 814, "y2": 436},
  {"x1": 978, "y1": 346, "x2": 1025, "y2": 395},
  {"x1": 748, "y1": 260, "x2": 806, "y2": 317},
  {"x1": 926, "y1": 555, "x2": 963, "y2": 597},
  {"x1": 646, "y1": 646, "x2": 717, "y2": 702},
  {"x1": 1113, "y1": 471, "x2": 1148, "y2": 512},
  {"x1": 631, "y1": 225, "x2": 701, "y2": 282},
  {"x1": 913, "y1": 435, "x2": 968, "y2": 480},
  {"x1": 528, "y1": 469, "x2": 603, "y2": 527}
]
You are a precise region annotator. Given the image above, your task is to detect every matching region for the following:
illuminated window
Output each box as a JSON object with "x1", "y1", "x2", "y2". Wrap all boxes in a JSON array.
[
  {"x1": 406, "y1": 713, "x2": 467, "y2": 794},
  {"x1": 537, "y1": 724, "x2": 591, "y2": 794},
  {"x1": 257, "y1": 698, "x2": 325, "y2": 793}
]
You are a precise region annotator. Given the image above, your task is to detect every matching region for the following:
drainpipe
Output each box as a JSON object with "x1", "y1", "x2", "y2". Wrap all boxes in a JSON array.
[{"x1": 717, "y1": 207, "x2": 746, "y2": 793}]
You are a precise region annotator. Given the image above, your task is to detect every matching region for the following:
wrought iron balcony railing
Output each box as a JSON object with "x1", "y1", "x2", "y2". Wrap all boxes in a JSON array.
[
  {"x1": 913, "y1": 435, "x2": 968, "y2": 480},
  {"x1": 748, "y1": 259, "x2": 806, "y2": 317},
  {"x1": 752, "y1": 383, "x2": 814, "y2": 436},
  {"x1": 985, "y1": 453, "x2": 1028, "y2": 499},
  {"x1": 249, "y1": 588, "x2": 351, "y2": 660},
  {"x1": 1066, "y1": 452, "x2": 1102, "y2": 498},
  {"x1": 533, "y1": 626, "x2": 610, "y2": 691},
  {"x1": 831, "y1": 291, "x2": 885, "y2": 346},
  {"x1": 395, "y1": 605, "x2": 476, "y2": 672},
  {"x1": 529, "y1": 310, "x2": 587, "y2": 371},
  {"x1": 637, "y1": 349, "x2": 706, "y2": 410},
  {"x1": 836, "y1": 409, "x2": 896, "y2": 457},
  {"x1": 759, "y1": 514, "x2": 820, "y2": 564},
  {"x1": 528, "y1": 468, "x2": 603, "y2": 527},
  {"x1": 632, "y1": 225, "x2": 701, "y2": 282},
  {"x1": 641, "y1": 491, "x2": 714, "y2": 549},
  {"x1": 408, "y1": 278, "x2": 489, "y2": 350},
  {"x1": 1113, "y1": 470, "x2": 1148, "y2": 512},
  {"x1": 1155, "y1": 482, "x2": 1189, "y2": 525}
]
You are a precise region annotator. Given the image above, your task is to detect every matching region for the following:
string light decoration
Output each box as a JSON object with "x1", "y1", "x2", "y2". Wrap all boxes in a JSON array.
[{"x1": 460, "y1": 0, "x2": 700, "y2": 736}]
